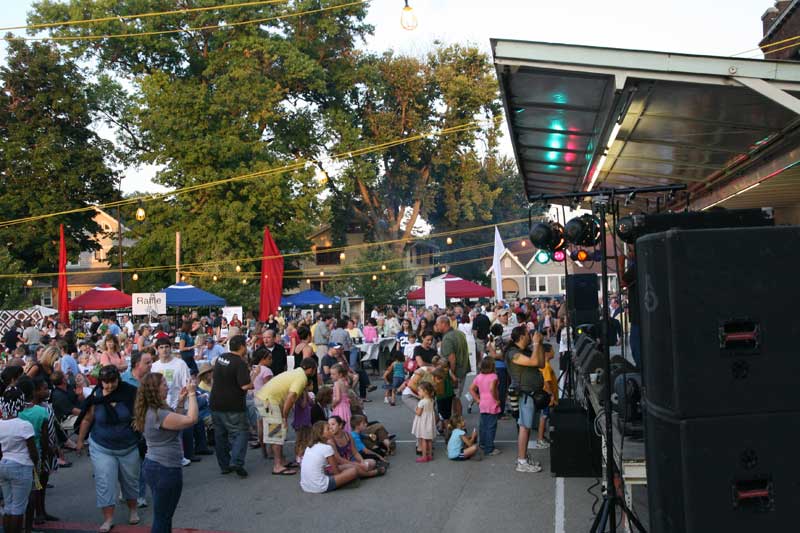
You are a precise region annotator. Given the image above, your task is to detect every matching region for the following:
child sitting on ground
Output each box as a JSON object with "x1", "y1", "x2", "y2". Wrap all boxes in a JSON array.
[
  {"x1": 383, "y1": 352, "x2": 405, "y2": 406},
  {"x1": 446, "y1": 415, "x2": 481, "y2": 461},
  {"x1": 350, "y1": 414, "x2": 389, "y2": 465}
]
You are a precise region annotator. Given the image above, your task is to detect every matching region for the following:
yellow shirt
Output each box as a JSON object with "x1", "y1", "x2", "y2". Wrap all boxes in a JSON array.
[
  {"x1": 542, "y1": 360, "x2": 558, "y2": 404},
  {"x1": 256, "y1": 367, "x2": 309, "y2": 404}
]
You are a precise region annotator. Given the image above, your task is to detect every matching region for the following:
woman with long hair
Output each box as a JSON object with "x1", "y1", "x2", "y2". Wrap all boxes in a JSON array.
[
  {"x1": 415, "y1": 316, "x2": 430, "y2": 339},
  {"x1": 26, "y1": 346, "x2": 58, "y2": 384},
  {"x1": 100, "y1": 335, "x2": 127, "y2": 372},
  {"x1": 133, "y1": 373, "x2": 198, "y2": 533}
]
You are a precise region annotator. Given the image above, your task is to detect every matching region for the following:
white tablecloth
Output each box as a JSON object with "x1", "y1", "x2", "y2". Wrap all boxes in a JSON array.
[{"x1": 359, "y1": 337, "x2": 398, "y2": 362}]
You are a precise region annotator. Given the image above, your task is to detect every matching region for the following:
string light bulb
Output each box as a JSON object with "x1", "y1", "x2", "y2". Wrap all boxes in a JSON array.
[
  {"x1": 135, "y1": 206, "x2": 146, "y2": 222},
  {"x1": 320, "y1": 271, "x2": 325, "y2": 277},
  {"x1": 26, "y1": 279, "x2": 32, "y2": 287},
  {"x1": 520, "y1": 240, "x2": 527, "y2": 247},
  {"x1": 212, "y1": 275, "x2": 218, "y2": 282},
  {"x1": 306, "y1": 279, "x2": 311, "y2": 284},
  {"x1": 446, "y1": 237, "x2": 453, "y2": 245},
  {"x1": 339, "y1": 252, "x2": 346, "y2": 261},
  {"x1": 181, "y1": 275, "x2": 186, "y2": 281},
  {"x1": 441, "y1": 266, "x2": 447, "y2": 273},
  {"x1": 381, "y1": 264, "x2": 387, "y2": 271},
  {"x1": 242, "y1": 278, "x2": 247, "y2": 285},
  {"x1": 235, "y1": 264, "x2": 242, "y2": 273},
  {"x1": 132, "y1": 272, "x2": 139, "y2": 281},
  {"x1": 372, "y1": 274, "x2": 377, "y2": 281},
  {"x1": 401, "y1": 0, "x2": 418, "y2": 30}
]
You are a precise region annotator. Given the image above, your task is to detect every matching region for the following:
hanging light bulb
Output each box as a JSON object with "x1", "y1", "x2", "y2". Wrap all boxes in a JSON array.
[
  {"x1": 132, "y1": 272, "x2": 139, "y2": 281},
  {"x1": 319, "y1": 271, "x2": 325, "y2": 277},
  {"x1": 235, "y1": 264, "x2": 242, "y2": 273},
  {"x1": 181, "y1": 274, "x2": 186, "y2": 281},
  {"x1": 441, "y1": 266, "x2": 447, "y2": 273},
  {"x1": 520, "y1": 240, "x2": 527, "y2": 247},
  {"x1": 306, "y1": 279, "x2": 311, "y2": 284},
  {"x1": 135, "y1": 206, "x2": 146, "y2": 222},
  {"x1": 446, "y1": 237, "x2": 453, "y2": 245},
  {"x1": 401, "y1": 0, "x2": 418, "y2": 30},
  {"x1": 212, "y1": 275, "x2": 218, "y2": 282},
  {"x1": 381, "y1": 264, "x2": 387, "y2": 271},
  {"x1": 372, "y1": 274, "x2": 377, "y2": 281},
  {"x1": 339, "y1": 252, "x2": 346, "y2": 261},
  {"x1": 26, "y1": 279, "x2": 33, "y2": 287},
  {"x1": 242, "y1": 278, "x2": 247, "y2": 285}
]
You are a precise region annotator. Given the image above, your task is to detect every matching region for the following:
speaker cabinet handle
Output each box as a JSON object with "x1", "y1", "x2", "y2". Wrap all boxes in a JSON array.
[
  {"x1": 732, "y1": 479, "x2": 774, "y2": 511},
  {"x1": 719, "y1": 321, "x2": 761, "y2": 352}
]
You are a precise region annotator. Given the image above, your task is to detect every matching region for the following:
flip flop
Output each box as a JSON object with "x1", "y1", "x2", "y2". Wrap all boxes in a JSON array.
[
  {"x1": 99, "y1": 520, "x2": 114, "y2": 533},
  {"x1": 284, "y1": 461, "x2": 300, "y2": 469},
  {"x1": 271, "y1": 469, "x2": 297, "y2": 476}
]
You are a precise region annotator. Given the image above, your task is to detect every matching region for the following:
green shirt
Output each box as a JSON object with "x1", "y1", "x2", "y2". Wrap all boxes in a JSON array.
[
  {"x1": 19, "y1": 405, "x2": 48, "y2": 451},
  {"x1": 441, "y1": 329, "x2": 470, "y2": 378}
]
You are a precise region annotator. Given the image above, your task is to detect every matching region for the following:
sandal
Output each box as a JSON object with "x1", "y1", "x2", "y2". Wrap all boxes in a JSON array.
[
  {"x1": 129, "y1": 511, "x2": 140, "y2": 525},
  {"x1": 284, "y1": 461, "x2": 300, "y2": 469},
  {"x1": 99, "y1": 520, "x2": 114, "y2": 532},
  {"x1": 271, "y1": 469, "x2": 297, "y2": 476}
]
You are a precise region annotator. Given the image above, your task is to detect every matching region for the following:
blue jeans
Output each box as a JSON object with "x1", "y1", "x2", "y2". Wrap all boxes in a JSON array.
[
  {"x1": 630, "y1": 323, "x2": 641, "y2": 368},
  {"x1": 0, "y1": 458, "x2": 33, "y2": 515},
  {"x1": 88, "y1": 438, "x2": 140, "y2": 508},
  {"x1": 479, "y1": 413, "x2": 498, "y2": 453},
  {"x1": 211, "y1": 411, "x2": 249, "y2": 470},
  {"x1": 496, "y1": 367, "x2": 509, "y2": 414},
  {"x1": 349, "y1": 347, "x2": 360, "y2": 369},
  {"x1": 142, "y1": 459, "x2": 182, "y2": 533}
]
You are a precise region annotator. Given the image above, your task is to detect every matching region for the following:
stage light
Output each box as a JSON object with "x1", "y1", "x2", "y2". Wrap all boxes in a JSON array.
[
  {"x1": 576, "y1": 250, "x2": 589, "y2": 262},
  {"x1": 529, "y1": 221, "x2": 565, "y2": 252},
  {"x1": 565, "y1": 214, "x2": 600, "y2": 246},
  {"x1": 616, "y1": 215, "x2": 641, "y2": 244},
  {"x1": 534, "y1": 250, "x2": 551, "y2": 264},
  {"x1": 553, "y1": 250, "x2": 566, "y2": 262},
  {"x1": 401, "y1": 0, "x2": 418, "y2": 30},
  {"x1": 132, "y1": 273, "x2": 139, "y2": 281}
]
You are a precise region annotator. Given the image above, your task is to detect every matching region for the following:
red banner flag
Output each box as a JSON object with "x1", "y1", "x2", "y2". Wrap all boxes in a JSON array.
[
  {"x1": 58, "y1": 224, "x2": 69, "y2": 324},
  {"x1": 259, "y1": 227, "x2": 284, "y2": 321}
]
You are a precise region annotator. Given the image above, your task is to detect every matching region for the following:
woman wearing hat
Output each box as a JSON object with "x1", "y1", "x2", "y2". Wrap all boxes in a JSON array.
[
  {"x1": 75, "y1": 365, "x2": 141, "y2": 532},
  {"x1": 133, "y1": 372, "x2": 198, "y2": 533}
]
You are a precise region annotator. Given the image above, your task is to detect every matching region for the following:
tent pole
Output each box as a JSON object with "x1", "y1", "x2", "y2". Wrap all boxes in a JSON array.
[{"x1": 176, "y1": 232, "x2": 181, "y2": 284}]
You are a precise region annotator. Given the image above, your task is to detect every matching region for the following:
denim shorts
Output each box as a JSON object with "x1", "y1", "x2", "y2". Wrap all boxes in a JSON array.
[
  {"x1": 325, "y1": 475, "x2": 337, "y2": 493},
  {"x1": 392, "y1": 376, "x2": 405, "y2": 390},
  {"x1": 517, "y1": 394, "x2": 540, "y2": 430},
  {"x1": 0, "y1": 458, "x2": 33, "y2": 515}
]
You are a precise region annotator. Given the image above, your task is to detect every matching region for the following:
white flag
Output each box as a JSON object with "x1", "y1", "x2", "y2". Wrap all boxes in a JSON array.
[{"x1": 492, "y1": 226, "x2": 506, "y2": 302}]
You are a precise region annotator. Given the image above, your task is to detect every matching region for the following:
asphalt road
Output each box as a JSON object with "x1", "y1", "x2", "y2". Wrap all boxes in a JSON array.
[{"x1": 43, "y1": 378, "x2": 602, "y2": 533}]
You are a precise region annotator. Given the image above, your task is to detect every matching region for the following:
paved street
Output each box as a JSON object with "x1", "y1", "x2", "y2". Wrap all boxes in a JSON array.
[{"x1": 39, "y1": 381, "x2": 600, "y2": 533}]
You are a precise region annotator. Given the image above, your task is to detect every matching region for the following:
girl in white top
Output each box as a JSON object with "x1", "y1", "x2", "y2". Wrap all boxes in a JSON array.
[
  {"x1": 0, "y1": 386, "x2": 39, "y2": 532},
  {"x1": 300, "y1": 421, "x2": 359, "y2": 494}
]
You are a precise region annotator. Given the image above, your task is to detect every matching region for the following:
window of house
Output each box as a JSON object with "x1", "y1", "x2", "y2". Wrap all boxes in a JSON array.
[
  {"x1": 503, "y1": 257, "x2": 512, "y2": 268},
  {"x1": 559, "y1": 275, "x2": 566, "y2": 292},
  {"x1": 528, "y1": 275, "x2": 547, "y2": 293},
  {"x1": 314, "y1": 247, "x2": 341, "y2": 266},
  {"x1": 40, "y1": 292, "x2": 52, "y2": 307}
]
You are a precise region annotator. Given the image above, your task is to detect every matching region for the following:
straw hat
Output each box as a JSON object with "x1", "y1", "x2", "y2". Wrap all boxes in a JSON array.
[{"x1": 197, "y1": 362, "x2": 214, "y2": 380}]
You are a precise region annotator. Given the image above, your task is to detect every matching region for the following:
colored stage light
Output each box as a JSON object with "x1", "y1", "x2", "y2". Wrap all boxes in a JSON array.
[
  {"x1": 553, "y1": 250, "x2": 566, "y2": 262},
  {"x1": 534, "y1": 250, "x2": 551, "y2": 264},
  {"x1": 529, "y1": 221, "x2": 565, "y2": 252},
  {"x1": 576, "y1": 250, "x2": 589, "y2": 262}
]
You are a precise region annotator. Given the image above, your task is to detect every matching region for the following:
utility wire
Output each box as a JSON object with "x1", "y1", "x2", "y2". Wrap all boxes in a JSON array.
[{"x1": 6, "y1": 0, "x2": 368, "y2": 42}]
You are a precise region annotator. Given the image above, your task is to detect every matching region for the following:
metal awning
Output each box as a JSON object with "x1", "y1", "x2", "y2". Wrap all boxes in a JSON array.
[{"x1": 492, "y1": 40, "x2": 800, "y2": 210}]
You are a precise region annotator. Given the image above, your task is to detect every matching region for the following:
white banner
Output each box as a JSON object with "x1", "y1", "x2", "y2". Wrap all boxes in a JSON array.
[
  {"x1": 132, "y1": 293, "x2": 167, "y2": 316},
  {"x1": 492, "y1": 226, "x2": 506, "y2": 302},
  {"x1": 424, "y1": 279, "x2": 446, "y2": 309},
  {"x1": 222, "y1": 306, "x2": 244, "y2": 324}
]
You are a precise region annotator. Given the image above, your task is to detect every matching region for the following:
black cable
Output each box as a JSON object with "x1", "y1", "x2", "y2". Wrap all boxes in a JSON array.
[{"x1": 587, "y1": 478, "x2": 602, "y2": 515}]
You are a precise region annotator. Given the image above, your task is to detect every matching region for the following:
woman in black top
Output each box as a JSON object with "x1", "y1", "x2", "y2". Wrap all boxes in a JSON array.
[{"x1": 413, "y1": 333, "x2": 438, "y2": 367}]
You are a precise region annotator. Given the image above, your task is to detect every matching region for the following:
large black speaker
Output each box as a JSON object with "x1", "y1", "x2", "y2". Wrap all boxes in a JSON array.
[
  {"x1": 565, "y1": 273, "x2": 599, "y2": 327},
  {"x1": 637, "y1": 226, "x2": 800, "y2": 418},
  {"x1": 549, "y1": 399, "x2": 602, "y2": 477},
  {"x1": 645, "y1": 407, "x2": 800, "y2": 533}
]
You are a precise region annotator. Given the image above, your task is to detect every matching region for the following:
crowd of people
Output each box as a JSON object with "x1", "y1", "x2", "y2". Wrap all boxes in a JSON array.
[{"x1": 0, "y1": 296, "x2": 580, "y2": 531}]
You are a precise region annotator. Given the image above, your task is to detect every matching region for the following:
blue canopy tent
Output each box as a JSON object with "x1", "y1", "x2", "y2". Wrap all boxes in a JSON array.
[
  {"x1": 282, "y1": 289, "x2": 336, "y2": 307},
  {"x1": 161, "y1": 282, "x2": 226, "y2": 307}
]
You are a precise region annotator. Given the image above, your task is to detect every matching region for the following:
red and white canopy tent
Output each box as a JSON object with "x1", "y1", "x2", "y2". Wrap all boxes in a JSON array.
[
  {"x1": 406, "y1": 274, "x2": 494, "y2": 300},
  {"x1": 68, "y1": 284, "x2": 132, "y2": 311}
]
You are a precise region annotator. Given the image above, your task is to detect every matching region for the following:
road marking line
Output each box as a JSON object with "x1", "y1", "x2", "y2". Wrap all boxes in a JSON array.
[{"x1": 555, "y1": 477, "x2": 565, "y2": 533}]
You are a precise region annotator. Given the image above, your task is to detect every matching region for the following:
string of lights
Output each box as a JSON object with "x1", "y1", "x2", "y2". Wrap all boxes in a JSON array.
[
  {"x1": 0, "y1": 117, "x2": 499, "y2": 230},
  {"x1": 6, "y1": 0, "x2": 368, "y2": 42}
]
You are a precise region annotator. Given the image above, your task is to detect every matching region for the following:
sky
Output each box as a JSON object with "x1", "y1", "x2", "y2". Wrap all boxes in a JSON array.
[{"x1": 0, "y1": 0, "x2": 771, "y2": 194}]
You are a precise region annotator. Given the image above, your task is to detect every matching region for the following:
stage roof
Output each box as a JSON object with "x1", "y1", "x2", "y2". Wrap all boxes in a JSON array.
[{"x1": 492, "y1": 40, "x2": 800, "y2": 211}]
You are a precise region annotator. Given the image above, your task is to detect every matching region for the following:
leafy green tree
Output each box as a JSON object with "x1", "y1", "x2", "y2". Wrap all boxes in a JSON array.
[
  {"x1": 0, "y1": 39, "x2": 118, "y2": 275},
  {"x1": 320, "y1": 44, "x2": 503, "y2": 254},
  {"x1": 29, "y1": 0, "x2": 373, "y2": 304},
  {"x1": 325, "y1": 248, "x2": 413, "y2": 309}
]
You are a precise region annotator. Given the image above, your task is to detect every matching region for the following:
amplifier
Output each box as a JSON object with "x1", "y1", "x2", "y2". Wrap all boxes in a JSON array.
[{"x1": 549, "y1": 399, "x2": 602, "y2": 478}]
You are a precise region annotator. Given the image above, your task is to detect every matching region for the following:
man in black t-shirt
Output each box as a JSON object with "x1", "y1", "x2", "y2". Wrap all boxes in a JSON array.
[
  {"x1": 320, "y1": 344, "x2": 339, "y2": 385},
  {"x1": 472, "y1": 311, "x2": 491, "y2": 363},
  {"x1": 210, "y1": 335, "x2": 253, "y2": 477},
  {"x1": 262, "y1": 329, "x2": 287, "y2": 375}
]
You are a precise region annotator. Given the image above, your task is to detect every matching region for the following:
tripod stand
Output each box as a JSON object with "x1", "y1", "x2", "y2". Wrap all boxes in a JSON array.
[{"x1": 533, "y1": 184, "x2": 685, "y2": 533}]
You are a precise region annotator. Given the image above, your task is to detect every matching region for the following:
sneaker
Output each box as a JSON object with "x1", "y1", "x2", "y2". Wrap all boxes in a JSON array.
[
  {"x1": 367, "y1": 385, "x2": 377, "y2": 392},
  {"x1": 137, "y1": 498, "x2": 148, "y2": 508},
  {"x1": 516, "y1": 461, "x2": 542, "y2": 473},
  {"x1": 181, "y1": 457, "x2": 191, "y2": 467},
  {"x1": 532, "y1": 440, "x2": 550, "y2": 449},
  {"x1": 384, "y1": 397, "x2": 390, "y2": 404},
  {"x1": 487, "y1": 449, "x2": 502, "y2": 456}
]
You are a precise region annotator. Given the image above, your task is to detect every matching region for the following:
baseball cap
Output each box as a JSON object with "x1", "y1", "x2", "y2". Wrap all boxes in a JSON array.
[
  {"x1": 497, "y1": 308, "x2": 510, "y2": 316},
  {"x1": 328, "y1": 342, "x2": 343, "y2": 349}
]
